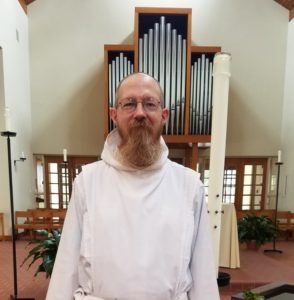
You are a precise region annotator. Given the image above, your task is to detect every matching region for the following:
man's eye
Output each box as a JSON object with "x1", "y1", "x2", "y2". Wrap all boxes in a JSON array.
[
  {"x1": 123, "y1": 102, "x2": 136, "y2": 108},
  {"x1": 145, "y1": 102, "x2": 157, "y2": 108}
]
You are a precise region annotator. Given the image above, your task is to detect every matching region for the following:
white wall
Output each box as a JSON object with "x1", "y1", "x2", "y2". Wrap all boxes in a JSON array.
[
  {"x1": 0, "y1": 0, "x2": 34, "y2": 235},
  {"x1": 28, "y1": 0, "x2": 289, "y2": 158},
  {"x1": 280, "y1": 19, "x2": 294, "y2": 210}
]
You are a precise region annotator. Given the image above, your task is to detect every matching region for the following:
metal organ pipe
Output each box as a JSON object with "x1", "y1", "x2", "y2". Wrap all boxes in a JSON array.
[
  {"x1": 189, "y1": 53, "x2": 214, "y2": 135},
  {"x1": 153, "y1": 23, "x2": 159, "y2": 81},
  {"x1": 108, "y1": 16, "x2": 216, "y2": 136},
  {"x1": 181, "y1": 39, "x2": 186, "y2": 134},
  {"x1": 108, "y1": 53, "x2": 134, "y2": 130},
  {"x1": 137, "y1": 16, "x2": 187, "y2": 135}
]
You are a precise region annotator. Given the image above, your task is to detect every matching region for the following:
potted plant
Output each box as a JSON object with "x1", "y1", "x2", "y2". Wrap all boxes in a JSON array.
[
  {"x1": 243, "y1": 289, "x2": 265, "y2": 300},
  {"x1": 237, "y1": 213, "x2": 278, "y2": 249},
  {"x1": 217, "y1": 271, "x2": 231, "y2": 287},
  {"x1": 22, "y1": 229, "x2": 61, "y2": 278}
]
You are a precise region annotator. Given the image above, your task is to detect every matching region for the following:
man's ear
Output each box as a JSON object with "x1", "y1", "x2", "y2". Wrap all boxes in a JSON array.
[
  {"x1": 162, "y1": 108, "x2": 169, "y2": 124},
  {"x1": 109, "y1": 107, "x2": 117, "y2": 124}
]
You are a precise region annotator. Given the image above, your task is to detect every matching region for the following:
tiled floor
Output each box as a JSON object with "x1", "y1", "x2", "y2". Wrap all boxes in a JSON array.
[
  {"x1": 0, "y1": 240, "x2": 48, "y2": 299},
  {"x1": 0, "y1": 240, "x2": 293, "y2": 299},
  {"x1": 219, "y1": 241, "x2": 294, "y2": 299}
]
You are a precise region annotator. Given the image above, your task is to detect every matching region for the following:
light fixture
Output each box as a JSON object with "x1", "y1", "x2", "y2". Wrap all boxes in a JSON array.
[{"x1": 14, "y1": 152, "x2": 26, "y2": 166}]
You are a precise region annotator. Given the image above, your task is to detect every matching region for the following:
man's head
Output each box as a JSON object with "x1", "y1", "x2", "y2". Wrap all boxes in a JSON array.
[{"x1": 110, "y1": 72, "x2": 169, "y2": 169}]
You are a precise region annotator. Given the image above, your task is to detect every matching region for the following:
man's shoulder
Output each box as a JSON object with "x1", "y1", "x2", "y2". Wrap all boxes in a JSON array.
[
  {"x1": 167, "y1": 159, "x2": 201, "y2": 182},
  {"x1": 74, "y1": 160, "x2": 105, "y2": 182},
  {"x1": 81, "y1": 160, "x2": 103, "y2": 172},
  {"x1": 168, "y1": 159, "x2": 199, "y2": 174}
]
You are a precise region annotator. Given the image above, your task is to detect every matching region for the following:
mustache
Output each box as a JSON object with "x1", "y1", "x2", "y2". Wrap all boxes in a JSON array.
[{"x1": 130, "y1": 118, "x2": 149, "y2": 127}]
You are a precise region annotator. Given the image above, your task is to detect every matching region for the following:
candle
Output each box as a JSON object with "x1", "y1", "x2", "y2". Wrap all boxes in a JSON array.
[
  {"x1": 63, "y1": 149, "x2": 67, "y2": 162},
  {"x1": 196, "y1": 163, "x2": 199, "y2": 173},
  {"x1": 277, "y1": 150, "x2": 282, "y2": 163},
  {"x1": 4, "y1": 107, "x2": 11, "y2": 132},
  {"x1": 21, "y1": 151, "x2": 25, "y2": 159}
]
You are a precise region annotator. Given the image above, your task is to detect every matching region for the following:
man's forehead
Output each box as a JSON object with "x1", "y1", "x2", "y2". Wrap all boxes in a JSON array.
[
  {"x1": 118, "y1": 74, "x2": 161, "y2": 95},
  {"x1": 121, "y1": 73, "x2": 156, "y2": 86}
]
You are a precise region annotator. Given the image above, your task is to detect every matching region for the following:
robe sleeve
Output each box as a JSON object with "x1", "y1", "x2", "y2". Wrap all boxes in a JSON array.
[
  {"x1": 187, "y1": 185, "x2": 220, "y2": 300},
  {"x1": 46, "y1": 174, "x2": 85, "y2": 300}
]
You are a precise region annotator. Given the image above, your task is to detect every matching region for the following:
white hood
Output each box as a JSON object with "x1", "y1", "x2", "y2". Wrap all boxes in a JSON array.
[{"x1": 101, "y1": 128, "x2": 169, "y2": 172}]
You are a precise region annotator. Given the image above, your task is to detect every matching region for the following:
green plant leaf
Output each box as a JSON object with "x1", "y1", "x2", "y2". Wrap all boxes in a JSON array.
[
  {"x1": 237, "y1": 213, "x2": 278, "y2": 247},
  {"x1": 22, "y1": 229, "x2": 62, "y2": 278}
]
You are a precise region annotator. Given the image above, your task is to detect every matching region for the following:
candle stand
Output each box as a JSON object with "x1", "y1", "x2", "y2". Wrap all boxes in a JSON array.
[
  {"x1": 62, "y1": 161, "x2": 69, "y2": 209},
  {"x1": 1, "y1": 131, "x2": 35, "y2": 300},
  {"x1": 264, "y1": 162, "x2": 283, "y2": 254}
]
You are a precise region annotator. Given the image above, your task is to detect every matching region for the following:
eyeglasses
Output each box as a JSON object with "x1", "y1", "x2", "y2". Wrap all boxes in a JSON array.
[{"x1": 117, "y1": 97, "x2": 161, "y2": 112}]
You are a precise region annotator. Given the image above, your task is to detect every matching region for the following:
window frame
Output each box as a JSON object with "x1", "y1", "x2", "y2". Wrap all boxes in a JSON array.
[
  {"x1": 224, "y1": 157, "x2": 267, "y2": 211},
  {"x1": 44, "y1": 155, "x2": 98, "y2": 209}
]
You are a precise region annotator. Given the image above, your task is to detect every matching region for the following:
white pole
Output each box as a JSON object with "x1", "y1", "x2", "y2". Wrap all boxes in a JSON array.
[{"x1": 208, "y1": 52, "x2": 231, "y2": 272}]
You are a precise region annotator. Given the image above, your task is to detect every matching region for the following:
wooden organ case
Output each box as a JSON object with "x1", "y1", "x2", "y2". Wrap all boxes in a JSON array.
[{"x1": 104, "y1": 7, "x2": 221, "y2": 169}]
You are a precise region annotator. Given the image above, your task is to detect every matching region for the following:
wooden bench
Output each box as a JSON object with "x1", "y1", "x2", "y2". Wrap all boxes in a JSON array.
[
  {"x1": 277, "y1": 211, "x2": 294, "y2": 240},
  {"x1": 236, "y1": 210, "x2": 294, "y2": 240},
  {"x1": 15, "y1": 210, "x2": 35, "y2": 239},
  {"x1": 31, "y1": 209, "x2": 53, "y2": 232},
  {"x1": 236, "y1": 209, "x2": 275, "y2": 222},
  {"x1": 0, "y1": 213, "x2": 5, "y2": 241},
  {"x1": 15, "y1": 209, "x2": 67, "y2": 239},
  {"x1": 51, "y1": 209, "x2": 66, "y2": 229}
]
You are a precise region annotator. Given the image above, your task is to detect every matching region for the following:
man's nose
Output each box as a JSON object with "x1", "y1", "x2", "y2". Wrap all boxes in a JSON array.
[{"x1": 133, "y1": 102, "x2": 146, "y2": 118}]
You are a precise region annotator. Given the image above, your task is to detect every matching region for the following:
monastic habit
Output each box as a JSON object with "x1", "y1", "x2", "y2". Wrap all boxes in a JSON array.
[{"x1": 46, "y1": 129, "x2": 220, "y2": 300}]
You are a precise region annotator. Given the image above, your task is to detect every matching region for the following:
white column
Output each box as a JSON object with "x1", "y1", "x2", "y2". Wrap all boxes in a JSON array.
[{"x1": 208, "y1": 52, "x2": 231, "y2": 272}]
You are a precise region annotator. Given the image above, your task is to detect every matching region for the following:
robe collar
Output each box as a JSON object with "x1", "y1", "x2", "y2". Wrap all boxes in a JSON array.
[{"x1": 101, "y1": 128, "x2": 169, "y2": 172}]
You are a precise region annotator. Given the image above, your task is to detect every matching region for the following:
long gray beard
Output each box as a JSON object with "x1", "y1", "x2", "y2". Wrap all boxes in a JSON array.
[{"x1": 117, "y1": 120, "x2": 163, "y2": 169}]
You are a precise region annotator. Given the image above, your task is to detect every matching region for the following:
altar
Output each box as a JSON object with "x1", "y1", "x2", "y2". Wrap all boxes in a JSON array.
[{"x1": 219, "y1": 203, "x2": 240, "y2": 268}]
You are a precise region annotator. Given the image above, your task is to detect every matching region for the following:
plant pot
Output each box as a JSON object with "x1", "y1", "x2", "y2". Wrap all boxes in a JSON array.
[
  {"x1": 217, "y1": 271, "x2": 231, "y2": 287},
  {"x1": 246, "y1": 240, "x2": 260, "y2": 251}
]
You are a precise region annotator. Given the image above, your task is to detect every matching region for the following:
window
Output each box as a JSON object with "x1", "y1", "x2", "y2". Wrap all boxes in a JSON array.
[
  {"x1": 223, "y1": 168, "x2": 237, "y2": 204},
  {"x1": 225, "y1": 158, "x2": 267, "y2": 211},
  {"x1": 202, "y1": 157, "x2": 267, "y2": 211},
  {"x1": 203, "y1": 169, "x2": 210, "y2": 203},
  {"x1": 44, "y1": 155, "x2": 98, "y2": 209}
]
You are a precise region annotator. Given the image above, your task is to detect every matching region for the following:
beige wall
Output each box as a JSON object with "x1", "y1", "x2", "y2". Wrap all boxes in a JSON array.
[
  {"x1": 280, "y1": 19, "x2": 294, "y2": 210},
  {"x1": 0, "y1": 0, "x2": 293, "y2": 232},
  {"x1": 0, "y1": 0, "x2": 34, "y2": 235},
  {"x1": 29, "y1": 0, "x2": 288, "y2": 158}
]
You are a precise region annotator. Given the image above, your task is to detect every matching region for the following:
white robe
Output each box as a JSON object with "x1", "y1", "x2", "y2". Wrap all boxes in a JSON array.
[{"x1": 46, "y1": 129, "x2": 220, "y2": 300}]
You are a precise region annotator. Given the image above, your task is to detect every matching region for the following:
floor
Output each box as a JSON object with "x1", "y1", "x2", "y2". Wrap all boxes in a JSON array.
[
  {"x1": 219, "y1": 241, "x2": 294, "y2": 299},
  {"x1": 0, "y1": 240, "x2": 293, "y2": 299}
]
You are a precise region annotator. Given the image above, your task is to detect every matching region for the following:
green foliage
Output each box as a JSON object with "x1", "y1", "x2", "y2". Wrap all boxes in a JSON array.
[
  {"x1": 243, "y1": 289, "x2": 265, "y2": 300},
  {"x1": 22, "y1": 229, "x2": 61, "y2": 278},
  {"x1": 238, "y1": 213, "x2": 278, "y2": 247}
]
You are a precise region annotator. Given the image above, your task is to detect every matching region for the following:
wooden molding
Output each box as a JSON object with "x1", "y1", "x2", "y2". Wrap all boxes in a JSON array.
[
  {"x1": 18, "y1": 0, "x2": 37, "y2": 14},
  {"x1": 18, "y1": 0, "x2": 27, "y2": 14},
  {"x1": 135, "y1": 7, "x2": 192, "y2": 15},
  {"x1": 191, "y1": 46, "x2": 222, "y2": 53},
  {"x1": 163, "y1": 135, "x2": 211, "y2": 144},
  {"x1": 290, "y1": 7, "x2": 294, "y2": 20}
]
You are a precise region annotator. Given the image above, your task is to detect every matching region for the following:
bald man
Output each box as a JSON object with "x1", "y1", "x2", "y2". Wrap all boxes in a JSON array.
[{"x1": 46, "y1": 73, "x2": 220, "y2": 300}]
